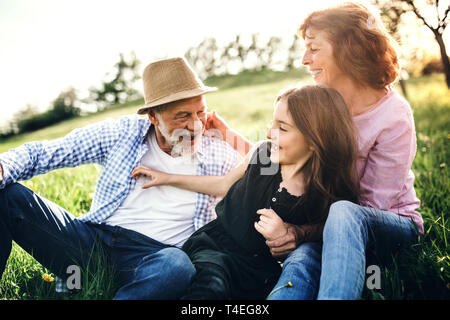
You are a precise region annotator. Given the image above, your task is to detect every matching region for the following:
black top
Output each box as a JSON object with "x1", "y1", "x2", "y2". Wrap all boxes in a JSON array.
[{"x1": 216, "y1": 141, "x2": 309, "y2": 257}]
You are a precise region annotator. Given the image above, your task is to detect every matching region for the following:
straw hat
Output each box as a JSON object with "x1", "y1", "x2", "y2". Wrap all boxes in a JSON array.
[{"x1": 137, "y1": 57, "x2": 217, "y2": 114}]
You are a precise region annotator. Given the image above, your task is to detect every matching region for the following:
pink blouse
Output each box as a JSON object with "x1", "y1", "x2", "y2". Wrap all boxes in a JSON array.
[{"x1": 353, "y1": 87, "x2": 423, "y2": 234}]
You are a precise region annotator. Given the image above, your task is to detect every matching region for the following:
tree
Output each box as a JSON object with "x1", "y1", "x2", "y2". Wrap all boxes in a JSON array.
[
  {"x1": 286, "y1": 35, "x2": 304, "y2": 70},
  {"x1": 376, "y1": 0, "x2": 450, "y2": 88},
  {"x1": 14, "y1": 88, "x2": 81, "y2": 133},
  {"x1": 89, "y1": 52, "x2": 141, "y2": 110},
  {"x1": 374, "y1": 0, "x2": 410, "y2": 97},
  {"x1": 51, "y1": 87, "x2": 81, "y2": 120}
]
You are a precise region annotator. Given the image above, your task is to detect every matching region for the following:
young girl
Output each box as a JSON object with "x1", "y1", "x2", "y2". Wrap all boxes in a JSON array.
[{"x1": 131, "y1": 85, "x2": 360, "y2": 299}]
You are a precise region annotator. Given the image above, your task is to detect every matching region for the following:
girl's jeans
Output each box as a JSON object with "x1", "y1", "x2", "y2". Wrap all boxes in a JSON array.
[{"x1": 267, "y1": 200, "x2": 419, "y2": 300}]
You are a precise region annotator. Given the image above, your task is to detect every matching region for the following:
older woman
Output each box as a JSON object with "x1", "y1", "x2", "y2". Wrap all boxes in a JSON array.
[{"x1": 207, "y1": 2, "x2": 422, "y2": 299}]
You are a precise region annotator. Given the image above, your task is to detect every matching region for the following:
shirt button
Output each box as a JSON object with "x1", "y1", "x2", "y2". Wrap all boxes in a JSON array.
[{"x1": 272, "y1": 197, "x2": 276, "y2": 202}]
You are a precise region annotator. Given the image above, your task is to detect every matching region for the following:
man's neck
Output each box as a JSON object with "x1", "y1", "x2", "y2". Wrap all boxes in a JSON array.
[{"x1": 153, "y1": 126, "x2": 173, "y2": 155}]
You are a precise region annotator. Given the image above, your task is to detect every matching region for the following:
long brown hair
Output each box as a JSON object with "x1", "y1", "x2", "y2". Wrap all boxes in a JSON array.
[
  {"x1": 276, "y1": 85, "x2": 359, "y2": 223},
  {"x1": 298, "y1": 2, "x2": 399, "y2": 90}
]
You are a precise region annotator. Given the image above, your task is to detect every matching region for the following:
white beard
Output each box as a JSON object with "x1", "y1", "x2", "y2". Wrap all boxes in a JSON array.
[{"x1": 156, "y1": 116, "x2": 202, "y2": 162}]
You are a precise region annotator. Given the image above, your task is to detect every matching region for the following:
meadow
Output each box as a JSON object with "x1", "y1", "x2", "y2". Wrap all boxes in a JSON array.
[{"x1": 0, "y1": 69, "x2": 448, "y2": 299}]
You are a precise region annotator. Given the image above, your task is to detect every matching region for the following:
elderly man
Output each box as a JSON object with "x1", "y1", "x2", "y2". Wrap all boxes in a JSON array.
[{"x1": 0, "y1": 57, "x2": 240, "y2": 299}]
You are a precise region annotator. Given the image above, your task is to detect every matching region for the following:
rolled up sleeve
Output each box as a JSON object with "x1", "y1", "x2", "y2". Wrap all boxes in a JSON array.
[{"x1": 0, "y1": 118, "x2": 122, "y2": 189}]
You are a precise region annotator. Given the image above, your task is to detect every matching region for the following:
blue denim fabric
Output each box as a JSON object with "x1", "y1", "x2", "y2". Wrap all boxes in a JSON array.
[
  {"x1": 0, "y1": 183, "x2": 195, "y2": 300},
  {"x1": 267, "y1": 242, "x2": 322, "y2": 300},
  {"x1": 267, "y1": 200, "x2": 419, "y2": 300}
]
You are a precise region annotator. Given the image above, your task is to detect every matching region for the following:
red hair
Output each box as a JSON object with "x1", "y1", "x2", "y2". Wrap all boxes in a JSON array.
[{"x1": 299, "y1": 2, "x2": 400, "y2": 89}]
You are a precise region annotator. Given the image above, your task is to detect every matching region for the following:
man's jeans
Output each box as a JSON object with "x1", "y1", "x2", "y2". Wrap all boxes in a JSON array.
[
  {"x1": 0, "y1": 183, "x2": 195, "y2": 299},
  {"x1": 268, "y1": 200, "x2": 419, "y2": 300}
]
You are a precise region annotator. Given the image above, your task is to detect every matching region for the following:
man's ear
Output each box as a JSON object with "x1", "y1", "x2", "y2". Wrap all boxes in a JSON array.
[{"x1": 147, "y1": 110, "x2": 159, "y2": 126}]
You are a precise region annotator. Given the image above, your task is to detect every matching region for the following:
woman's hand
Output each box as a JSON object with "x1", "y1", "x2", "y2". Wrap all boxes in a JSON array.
[
  {"x1": 265, "y1": 225, "x2": 299, "y2": 258},
  {"x1": 265, "y1": 223, "x2": 325, "y2": 258},
  {"x1": 205, "y1": 110, "x2": 230, "y2": 141},
  {"x1": 254, "y1": 208, "x2": 289, "y2": 241},
  {"x1": 206, "y1": 110, "x2": 253, "y2": 157},
  {"x1": 131, "y1": 165, "x2": 172, "y2": 189}
]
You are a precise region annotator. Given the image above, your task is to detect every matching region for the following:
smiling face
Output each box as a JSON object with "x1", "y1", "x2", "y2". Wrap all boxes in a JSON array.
[
  {"x1": 266, "y1": 98, "x2": 313, "y2": 166},
  {"x1": 301, "y1": 28, "x2": 348, "y2": 87},
  {"x1": 148, "y1": 95, "x2": 207, "y2": 156}
]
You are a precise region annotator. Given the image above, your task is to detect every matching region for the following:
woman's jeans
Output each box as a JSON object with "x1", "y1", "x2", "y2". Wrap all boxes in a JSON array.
[
  {"x1": 267, "y1": 200, "x2": 419, "y2": 300},
  {"x1": 0, "y1": 183, "x2": 195, "y2": 299}
]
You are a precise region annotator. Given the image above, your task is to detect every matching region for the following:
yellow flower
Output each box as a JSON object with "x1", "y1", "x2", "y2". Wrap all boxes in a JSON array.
[
  {"x1": 267, "y1": 281, "x2": 294, "y2": 298},
  {"x1": 42, "y1": 273, "x2": 54, "y2": 282},
  {"x1": 440, "y1": 163, "x2": 446, "y2": 168}
]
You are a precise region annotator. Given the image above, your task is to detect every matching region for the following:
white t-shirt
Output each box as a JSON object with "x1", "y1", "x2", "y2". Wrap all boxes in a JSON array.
[{"x1": 104, "y1": 129, "x2": 198, "y2": 247}]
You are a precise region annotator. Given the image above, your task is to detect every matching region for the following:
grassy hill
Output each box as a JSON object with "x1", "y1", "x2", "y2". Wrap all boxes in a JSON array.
[
  {"x1": 0, "y1": 69, "x2": 309, "y2": 153},
  {"x1": 0, "y1": 70, "x2": 448, "y2": 299}
]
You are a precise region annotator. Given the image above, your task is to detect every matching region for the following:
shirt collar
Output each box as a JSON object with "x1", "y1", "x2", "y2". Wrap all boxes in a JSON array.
[{"x1": 141, "y1": 120, "x2": 152, "y2": 143}]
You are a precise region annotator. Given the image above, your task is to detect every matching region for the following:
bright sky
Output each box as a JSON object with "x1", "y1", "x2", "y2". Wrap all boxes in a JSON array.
[{"x1": 0, "y1": 0, "x2": 447, "y2": 129}]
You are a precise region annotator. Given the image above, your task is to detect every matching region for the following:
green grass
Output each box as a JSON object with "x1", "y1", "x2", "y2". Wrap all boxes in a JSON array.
[{"x1": 0, "y1": 71, "x2": 448, "y2": 299}]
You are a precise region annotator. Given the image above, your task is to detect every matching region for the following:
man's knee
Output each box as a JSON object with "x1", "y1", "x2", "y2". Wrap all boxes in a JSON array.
[
  {"x1": 0, "y1": 183, "x2": 32, "y2": 221},
  {"x1": 158, "y1": 247, "x2": 195, "y2": 283},
  {"x1": 0, "y1": 183, "x2": 31, "y2": 204}
]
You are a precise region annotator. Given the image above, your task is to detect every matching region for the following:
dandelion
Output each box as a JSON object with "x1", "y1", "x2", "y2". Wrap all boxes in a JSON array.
[
  {"x1": 42, "y1": 273, "x2": 54, "y2": 282},
  {"x1": 421, "y1": 147, "x2": 427, "y2": 153},
  {"x1": 267, "y1": 281, "x2": 294, "y2": 298},
  {"x1": 440, "y1": 163, "x2": 446, "y2": 168}
]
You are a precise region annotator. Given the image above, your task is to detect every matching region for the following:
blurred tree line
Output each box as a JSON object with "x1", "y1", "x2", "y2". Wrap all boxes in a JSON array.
[
  {"x1": 185, "y1": 34, "x2": 303, "y2": 79},
  {"x1": 1, "y1": 35, "x2": 303, "y2": 138},
  {"x1": 1, "y1": 52, "x2": 142, "y2": 138},
  {"x1": 1, "y1": 0, "x2": 448, "y2": 138}
]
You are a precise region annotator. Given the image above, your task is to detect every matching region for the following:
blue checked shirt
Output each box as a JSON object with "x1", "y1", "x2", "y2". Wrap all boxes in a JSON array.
[
  {"x1": 0, "y1": 114, "x2": 240, "y2": 231},
  {"x1": 0, "y1": 114, "x2": 240, "y2": 293}
]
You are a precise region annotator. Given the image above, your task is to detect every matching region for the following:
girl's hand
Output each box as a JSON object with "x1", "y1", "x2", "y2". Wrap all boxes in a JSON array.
[
  {"x1": 254, "y1": 208, "x2": 289, "y2": 241},
  {"x1": 131, "y1": 165, "x2": 171, "y2": 189},
  {"x1": 205, "y1": 110, "x2": 229, "y2": 141}
]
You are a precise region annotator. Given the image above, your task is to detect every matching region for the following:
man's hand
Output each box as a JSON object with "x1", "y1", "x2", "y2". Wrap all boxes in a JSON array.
[{"x1": 254, "y1": 208, "x2": 289, "y2": 241}]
